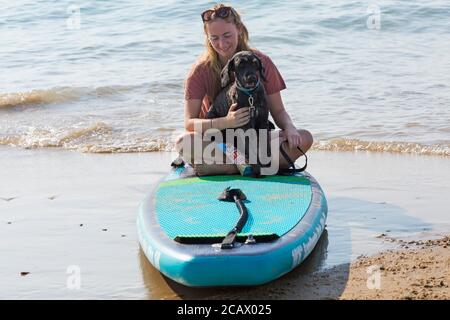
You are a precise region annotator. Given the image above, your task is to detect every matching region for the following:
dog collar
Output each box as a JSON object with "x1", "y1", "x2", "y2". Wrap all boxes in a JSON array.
[{"x1": 236, "y1": 79, "x2": 261, "y2": 96}]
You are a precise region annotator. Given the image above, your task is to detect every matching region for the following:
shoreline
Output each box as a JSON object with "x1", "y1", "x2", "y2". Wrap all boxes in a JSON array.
[{"x1": 1, "y1": 139, "x2": 448, "y2": 158}]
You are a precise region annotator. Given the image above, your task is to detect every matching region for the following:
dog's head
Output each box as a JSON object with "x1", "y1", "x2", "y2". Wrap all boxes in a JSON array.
[{"x1": 221, "y1": 51, "x2": 267, "y2": 88}]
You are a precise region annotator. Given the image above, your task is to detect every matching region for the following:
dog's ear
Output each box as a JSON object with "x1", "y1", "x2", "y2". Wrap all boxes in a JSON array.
[
  {"x1": 221, "y1": 58, "x2": 235, "y2": 88},
  {"x1": 253, "y1": 55, "x2": 267, "y2": 82}
]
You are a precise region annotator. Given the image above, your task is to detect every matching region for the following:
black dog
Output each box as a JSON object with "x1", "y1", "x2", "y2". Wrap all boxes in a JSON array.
[{"x1": 205, "y1": 51, "x2": 274, "y2": 176}]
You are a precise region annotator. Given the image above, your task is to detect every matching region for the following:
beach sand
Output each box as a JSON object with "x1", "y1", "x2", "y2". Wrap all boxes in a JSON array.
[
  {"x1": 1, "y1": 146, "x2": 449, "y2": 299},
  {"x1": 203, "y1": 235, "x2": 450, "y2": 300}
]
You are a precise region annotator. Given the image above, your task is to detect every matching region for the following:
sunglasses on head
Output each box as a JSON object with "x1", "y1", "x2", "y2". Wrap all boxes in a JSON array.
[{"x1": 201, "y1": 6, "x2": 232, "y2": 22}]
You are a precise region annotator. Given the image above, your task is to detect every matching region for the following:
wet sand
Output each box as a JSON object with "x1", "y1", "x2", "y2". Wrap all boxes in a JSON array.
[
  {"x1": 202, "y1": 235, "x2": 450, "y2": 300},
  {"x1": 338, "y1": 236, "x2": 449, "y2": 300},
  {"x1": 0, "y1": 146, "x2": 449, "y2": 299}
]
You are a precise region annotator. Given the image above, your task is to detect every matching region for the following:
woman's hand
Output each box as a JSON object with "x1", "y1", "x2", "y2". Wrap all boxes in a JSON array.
[
  {"x1": 224, "y1": 103, "x2": 250, "y2": 128},
  {"x1": 282, "y1": 127, "x2": 302, "y2": 150}
]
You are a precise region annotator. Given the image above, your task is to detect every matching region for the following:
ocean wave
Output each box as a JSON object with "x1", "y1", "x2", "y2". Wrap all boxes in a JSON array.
[
  {"x1": 0, "y1": 122, "x2": 109, "y2": 148},
  {"x1": 0, "y1": 85, "x2": 136, "y2": 109},
  {"x1": 313, "y1": 139, "x2": 450, "y2": 157},
  {"x1": 0, "y1": 122, "x2": 174, "y2": 153},
  {"x1": 78, "y1": 140, "x2": 173, "y2": 153},
  {"x1": 1, "y1": 128, "x2": 449, "y2": 157},
  {"x1": 0, "y1": 88, "x2": 79, "y2": 108}
]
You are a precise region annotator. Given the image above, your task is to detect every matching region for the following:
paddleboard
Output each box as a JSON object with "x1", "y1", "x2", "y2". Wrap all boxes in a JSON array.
[{"x1": 137, "y1": 164, "x2": 327, "y2": 287}]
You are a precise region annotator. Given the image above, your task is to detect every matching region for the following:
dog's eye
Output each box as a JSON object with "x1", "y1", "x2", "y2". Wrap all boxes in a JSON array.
[{"x1": 252, "y1": 59, "x2": 259, "y2": 67}]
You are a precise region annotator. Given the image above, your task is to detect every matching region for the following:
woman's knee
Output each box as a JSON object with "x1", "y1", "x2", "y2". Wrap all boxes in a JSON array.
[
  {"x1": 298, "y1": 129, "x2": 313, "y2": 151},
  {"x1": 175, "y1": 131, "x2": 202, "y2": 162},
  {"x1": 175, "y1": 131, "x2": 200, "y2": 147}
]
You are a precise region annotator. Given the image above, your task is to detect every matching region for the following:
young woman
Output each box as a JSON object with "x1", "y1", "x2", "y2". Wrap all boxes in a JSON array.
[{"x1": 176, "y1": 4, "x2": 313, "y2": 175}]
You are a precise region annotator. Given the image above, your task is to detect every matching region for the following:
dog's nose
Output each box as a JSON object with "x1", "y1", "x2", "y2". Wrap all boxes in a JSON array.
[{"x1": 246, "y1": 74, "x2": 258, "y2": 82}]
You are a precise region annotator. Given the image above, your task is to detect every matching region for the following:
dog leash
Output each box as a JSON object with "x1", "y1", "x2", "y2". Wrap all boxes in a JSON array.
[
  {"x1": 236, "y1": 79, "x2": 261, "y2": 129},
  {"x1": 235, "y1": 79, "x2": 307, "y2": 176},
  {"x1": 248, "y1": 95, "x2": 257, "y2": 128},
  {"x1": 278, "y1": 142, "x2": 308, "y2": 175}
]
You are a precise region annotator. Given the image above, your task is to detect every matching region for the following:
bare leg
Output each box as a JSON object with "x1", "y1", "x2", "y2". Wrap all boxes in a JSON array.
[
  {"x1": 175, "y1": 132, "x2": 239, "y2": 176},
  {"x1": 174, "y1": 129, "x2": 313, "y2": 175},
  {"x1": 192, "y1": 163, "x2": 239, "y2": 176}
]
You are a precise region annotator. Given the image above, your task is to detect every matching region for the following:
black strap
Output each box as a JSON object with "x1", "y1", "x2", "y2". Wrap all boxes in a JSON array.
[
  {"x1": 278, "y1": 142, "x2": 308, "y2": 175},
  {"x1": 268, "y1": 120, "x2": 276, "y2": 130},
  {"x1": 174, "y1": 233, "x2": 279, "y2": 244},
  {"x1": 251, "y1": 164, "x2": 261, "y2": 178},
  {"x1": 170, "y1": 156, "x2": 185, "y2": 168},
  {"x1": 250, "y1": 107, "x2": 256, "y2": 128},
  {"x1": 220, "y1": 195, "x2": 249, "y2": 249}
]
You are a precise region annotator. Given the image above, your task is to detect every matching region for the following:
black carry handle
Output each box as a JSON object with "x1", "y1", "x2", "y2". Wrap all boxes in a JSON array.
[{"x1": 218, "y1": 187, "x2": 249, "y2": 249}]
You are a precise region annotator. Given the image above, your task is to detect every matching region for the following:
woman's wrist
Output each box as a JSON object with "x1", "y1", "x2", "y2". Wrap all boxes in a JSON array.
[
  {"x1": 283, "y1": 118, "x2": 297, "y2": 132},
  {"x1": 284, "y1": 125, "x2": 297, "y2": 132},
  {"x1": 211, "y1": 117, "x2": 228, "y2": 130}
]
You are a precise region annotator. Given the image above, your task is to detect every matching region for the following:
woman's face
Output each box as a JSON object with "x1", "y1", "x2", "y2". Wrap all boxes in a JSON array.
[{"x1": 206, "y1": 19, "x2": 240, "y2": 63}]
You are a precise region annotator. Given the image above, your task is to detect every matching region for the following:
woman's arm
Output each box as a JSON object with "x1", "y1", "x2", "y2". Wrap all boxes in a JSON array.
[
  {"x1": 184, "y1": 99, "x2": 249, "y2": 132},
  {"x1": 267, "y1": 92, "x2": 302, "y2": 149},
  {"x1": 184, "y1": 99, "x2": 210, "y2": 132},
  {"x1": 267, "y1": 92, "x2": 296, "y2": 131}
]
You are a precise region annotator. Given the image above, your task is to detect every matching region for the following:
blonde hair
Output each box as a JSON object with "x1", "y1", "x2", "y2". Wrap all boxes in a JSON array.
[{"x1": 197, "y1": 4, "x2": 252, "y2": 101}]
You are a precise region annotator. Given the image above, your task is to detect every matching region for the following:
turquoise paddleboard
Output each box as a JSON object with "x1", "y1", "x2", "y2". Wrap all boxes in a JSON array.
[{"x1": 137, "y1": 164, "x2": 327, "y2": 287}]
